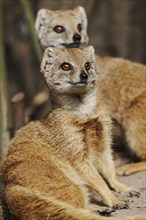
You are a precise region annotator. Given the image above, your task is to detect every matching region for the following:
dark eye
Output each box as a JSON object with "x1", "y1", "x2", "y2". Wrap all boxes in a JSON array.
[
  {"x1": 53, "y1": 25, "x2": 65, "y2": 33},
  {"x1": 85, "y1": 62, "x2": 91, "y2": 71},
  {"x1": 77, "y1": 23, "x2": 82, "y2": 32},
  {"x1": 61, "y1": 63, "x2": 73, "y2": 71}
]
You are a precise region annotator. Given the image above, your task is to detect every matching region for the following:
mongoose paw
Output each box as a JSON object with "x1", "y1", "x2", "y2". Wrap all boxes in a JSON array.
[
  {"x1": 116, "y1": 166, "x2": 133, "y2": 176},
  {"x1": 89, "y1": 203, "x2": 115, "y2": 216},
  {"x1": 98, "y1": 207, "x2": 115, "y2": 216},
  {"x1": 113, "y1": 201, "x2": 129, "y2": 210},
  {"x1": 128, "y1": 190, "x2": 140, "y2": 198},
  {"x1": 119, "y1": 186, "x2": 140, "y2": 198},
  {"x1": 116, "y1": 167, "x2": 127, "y2": 176}
]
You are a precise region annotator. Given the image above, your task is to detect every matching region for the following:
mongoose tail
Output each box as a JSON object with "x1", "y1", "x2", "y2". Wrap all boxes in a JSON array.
[{"x1": 5, "y1": 185, "x2": 144, "y2": 220}]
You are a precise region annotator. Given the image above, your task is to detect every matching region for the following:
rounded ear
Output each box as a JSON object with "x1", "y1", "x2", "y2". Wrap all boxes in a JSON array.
[
  {"x1": 74, "y1": 6, "x2": 88, "y2": 29},
  {"x1": 40, "y1": 47, "x2": 54, "y2": 74},
  {"x1": 35, "y1": 9, "x2": 54, "y2": 32},
  {"x1": 35, "y1": 9, "x2": 47, "y2": 31},
  {"x1": 37, "y1": 9, "x2": 49, "y2": 19},
  {"x1": 83, "y1": 46, "x2": 95, "y2": 62}
]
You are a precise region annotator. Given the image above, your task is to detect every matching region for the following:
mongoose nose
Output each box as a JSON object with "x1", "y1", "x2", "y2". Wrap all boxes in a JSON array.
[
  {"x1": 73, "y1": 34, "x2": 81, "y2": 43},
  {"x1": 80, "y1": 71, "x2": 88, "y2": 82}
]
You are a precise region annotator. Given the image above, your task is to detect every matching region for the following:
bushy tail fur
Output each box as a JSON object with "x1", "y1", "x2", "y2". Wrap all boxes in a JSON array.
[{"x1": 4, "y1": 185, "x2": 144, "y2": 220}]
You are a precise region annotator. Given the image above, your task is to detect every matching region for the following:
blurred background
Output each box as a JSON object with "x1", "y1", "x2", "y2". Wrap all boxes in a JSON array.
[
  {"x1": 0, "y1": 0, "x2": 146, "y2": 154},
  {"x1": 0, "y1": 1, "x2": 146, "y2": 218}
]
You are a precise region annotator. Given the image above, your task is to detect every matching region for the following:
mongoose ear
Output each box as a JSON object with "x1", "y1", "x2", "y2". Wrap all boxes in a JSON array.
[
  {"x1": 35, "y1": 9, "x2": 47, "y2": 32},
  {"x1": 40, "y1": 47, "x2": 54, "y2": 75},
  {"x1": 74, "y1": 6, "x2": 88, "y2": 29},
  {"x1": 83, "y1": 46, "x2": 95, "y2": 62},
  {"x1": 35, "y1": 9, "x2": 53, "y2": 33}
]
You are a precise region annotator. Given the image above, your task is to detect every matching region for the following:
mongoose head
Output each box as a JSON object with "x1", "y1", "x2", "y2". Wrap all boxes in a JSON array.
[
  {"x1": 35, "y1": 6, "x2": 89, "y2": 49},
  {"x1": 40, "y1": 46, "x2": 97, "y2": 95}
]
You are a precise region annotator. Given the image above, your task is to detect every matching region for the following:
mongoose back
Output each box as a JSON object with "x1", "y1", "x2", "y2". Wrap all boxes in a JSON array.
[
  {"x1": 35, "y1": 6, "x2": 146, "y2": 176},
  {"x1": 3, "y1": 47, "x2": 142, "y2": 220}
]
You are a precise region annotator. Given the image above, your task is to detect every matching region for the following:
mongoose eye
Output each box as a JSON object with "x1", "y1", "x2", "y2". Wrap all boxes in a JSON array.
[
  {"x1": 61, "y1": 63, "x2": 73, "y2": 71},
  {"x1": 53, "y1": 25, "x2": 65, "y2": 33},
  {"x1": 85, "y1": 62, "x2": 91, "y2": 72},
  {"x1": 77, "y1": 23, "x2": 82, "y2": 32}
]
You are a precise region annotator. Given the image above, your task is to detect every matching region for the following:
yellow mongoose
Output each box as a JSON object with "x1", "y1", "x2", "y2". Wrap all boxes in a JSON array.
[
  {"x1": 35, "y1": 6, "x2": 146, "y2": 175},
  {"x1": 3, "y1": 47, "x2": 141, "y2": 220}
]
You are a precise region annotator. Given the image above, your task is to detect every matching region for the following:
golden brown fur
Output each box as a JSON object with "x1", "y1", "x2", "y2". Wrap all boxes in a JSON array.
[
  {"x1": 3, "y1": 47, "x2": 142, "y2": 220},
  {"x1": 35, "y1": 6, "x2": 146, "y2": 175},
  {"x1": 96, "y1": 55, "x2": 146, "y2": 175}
]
